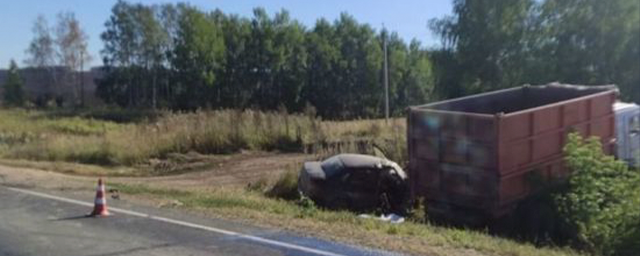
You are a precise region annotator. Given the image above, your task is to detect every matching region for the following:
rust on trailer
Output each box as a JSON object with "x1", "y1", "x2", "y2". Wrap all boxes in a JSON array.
[{"x1": 408, "y1": 83, "x2": 617, "y2": 218}]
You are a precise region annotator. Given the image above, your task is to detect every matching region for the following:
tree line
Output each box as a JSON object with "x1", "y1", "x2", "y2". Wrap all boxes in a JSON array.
[
  {"x1": 97, "y1": 1, "x2": 435, "y2": 119},
  {"x1": 13, "y1": 0, "x2": 638, "y2": 118},
  {"x1": 430, "y1": 0, "x2": 639, "y2": 102}
]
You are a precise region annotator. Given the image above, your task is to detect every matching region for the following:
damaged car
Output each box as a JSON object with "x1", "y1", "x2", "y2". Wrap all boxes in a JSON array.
[{"x1": 298, "y1": 154, "x2": 409, "y2": 213}]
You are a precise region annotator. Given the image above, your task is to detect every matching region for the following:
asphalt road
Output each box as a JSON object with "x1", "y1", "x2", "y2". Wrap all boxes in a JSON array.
[{"x1": 0, "y1": 185, "x2": 405, "y2": 256}]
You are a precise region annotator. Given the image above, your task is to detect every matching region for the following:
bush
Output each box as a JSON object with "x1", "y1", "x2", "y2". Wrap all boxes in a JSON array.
[
  {"x1": 615, "y1": 219, "x2": 640, "y2": 256},
  {"x1": 266, "y1": 169, "x2": 300, "y2": 200},
  {"x1": 296, "y1": 193, "x2": 318, "y2": 217},
  {"x1": 408, "y1": 197, "x2": 427, "y2": 224},
  {"x1": 555, "y1": 133, "x2": 640, "y2": 255},
  {"x1": 3, "y1": 60, "x2": 25, "y2": 107}
]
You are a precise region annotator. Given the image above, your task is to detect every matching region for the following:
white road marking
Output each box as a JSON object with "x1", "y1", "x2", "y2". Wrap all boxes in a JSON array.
[{"x1": 6, "y1": 187, "x2": 347, "y2": 256}]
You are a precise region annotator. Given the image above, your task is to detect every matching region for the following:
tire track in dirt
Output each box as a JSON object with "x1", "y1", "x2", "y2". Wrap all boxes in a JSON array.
[
  {"x1": 112, "y1": 152, "x2": 314, "y2": 189},
  {"x1": 0, "y1": 151, "x2": 314, "y2": 193}
]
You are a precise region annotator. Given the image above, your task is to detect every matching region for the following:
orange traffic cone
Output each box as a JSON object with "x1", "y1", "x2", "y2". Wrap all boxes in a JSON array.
[{"x1": 88, "y1": 178, "x2": 110, "y2": 217}]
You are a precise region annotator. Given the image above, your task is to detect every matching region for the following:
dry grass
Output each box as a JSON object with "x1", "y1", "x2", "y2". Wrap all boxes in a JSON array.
[{"x1": 0, "y1": 108, "x2": 406, "y2": 169}]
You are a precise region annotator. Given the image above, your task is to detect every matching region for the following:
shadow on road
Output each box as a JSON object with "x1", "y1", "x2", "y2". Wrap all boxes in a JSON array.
[{"x1": 52, "y1": 215, "x2": 92, "y2": 221}]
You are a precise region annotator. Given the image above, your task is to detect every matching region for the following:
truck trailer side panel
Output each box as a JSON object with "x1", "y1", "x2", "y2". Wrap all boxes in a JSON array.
[{"x1": 408, "y1": 84, "x2": 617, "y2": 218}]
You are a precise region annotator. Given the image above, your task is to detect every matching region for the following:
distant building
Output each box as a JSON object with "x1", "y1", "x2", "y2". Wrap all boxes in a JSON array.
[{"x1": 0, "y1": 66, "x2": 104, "y2": 107}]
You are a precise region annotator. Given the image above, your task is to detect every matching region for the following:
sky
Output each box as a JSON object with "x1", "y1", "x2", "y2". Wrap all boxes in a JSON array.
[{"x1": 0, "y1": 0, "x2": 452, "y2": 68}]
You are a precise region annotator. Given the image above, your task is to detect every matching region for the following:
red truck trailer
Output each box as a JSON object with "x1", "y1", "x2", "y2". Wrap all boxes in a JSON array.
[{"x1": 407, "y1": 83, "x2": 617, "y2": 220}]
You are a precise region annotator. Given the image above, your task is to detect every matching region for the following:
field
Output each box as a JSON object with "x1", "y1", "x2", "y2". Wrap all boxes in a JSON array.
[
  {"x1": 0, "y1": 108, "x2": 405, "y2": 174},
  {"x1": 0, "y1": 108, "x2": 586, "y2": 256}
]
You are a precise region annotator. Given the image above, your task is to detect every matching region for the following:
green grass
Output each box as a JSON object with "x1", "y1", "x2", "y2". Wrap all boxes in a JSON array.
[{"x1": 107, "y1": 181, "x2": 584, "y2": 256}]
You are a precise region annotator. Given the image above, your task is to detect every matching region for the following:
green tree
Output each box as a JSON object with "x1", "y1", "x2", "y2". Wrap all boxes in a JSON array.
[
  {"x1": 304, "y1": 18, "x2": 340, "y2": 118},
  {"x1": 539, "y1": 0, "x2": 640, "y2": 102},
  {"x1": 230, "y1": 8, "x2": 309, "y2": 112},
  {"x1": 271, "y1": 10, "x2": 308, "y2": 112},
  {"x1": 3, "y1": 60, "x2": 25, "y2": 107},
  {"x1": 430, "y1": 0, "x2": 536, "y2": 95},
  {"x1": 399, "y1": 40, "x2": 435, "y2": 109},
  {"x1": 381, "y1": 30, "x2": 407, "y2": 116},
  {"x1": 99, "y1": 0, "x2": 139, "y2": 107},
  {"x1": 100, "y1": 2, "x2": 175, "y2": 108},
  {"x1": 215, "y1": 12, "x2": 251, "y2": 109},
  {"x1": 135, "y1": 4, "x2": 168, "y2": 109},
  {"x1": 170, "y1": 4, "x2": 225, "y2": 109},
  {"x1": 557, "y1": 133, "x2": 640, "y2": 255},
  {"x1": 429, "y1": 0, "x2": 639, "y2": 103},
  {"x1": 378, "y1": 32, "x2": 435, "y2": 115},
  {"x1": 244, "y1": 8, "x2": 280, "y2": 110},
  {"x1": 96, "y1": 2, "x2": 435, "y2": 119},
  {"x1": 333, "y1": 13, "x2": 382, "y2": 118}
]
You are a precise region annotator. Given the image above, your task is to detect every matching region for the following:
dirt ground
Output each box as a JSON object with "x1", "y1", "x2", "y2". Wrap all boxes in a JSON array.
[
  {"x1": 0, "y1": 151, "x2": 312, "y2": 194},
  {"x1": 0, "y1": 151, "x2": 314, "y2": 217},
  {"x1": 0, "y1": 152, "x2": 313, "y2": 190},
  {"x1": 133, "y1": 151, "x2": 312, "y2": 189}
]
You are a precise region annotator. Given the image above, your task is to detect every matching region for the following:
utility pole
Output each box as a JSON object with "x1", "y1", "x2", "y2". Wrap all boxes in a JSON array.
[
  {"x1": 383, "y1": 25, "x2": 389, "y2": 123},
  {"x1": 80, "y1": 50, "x2": 85, "y2": 107}
]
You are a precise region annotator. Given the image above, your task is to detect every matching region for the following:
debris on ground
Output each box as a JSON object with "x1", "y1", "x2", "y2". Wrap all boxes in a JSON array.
[{"x1": 358, "y1": 213, "x2": 405, "y2": 224}]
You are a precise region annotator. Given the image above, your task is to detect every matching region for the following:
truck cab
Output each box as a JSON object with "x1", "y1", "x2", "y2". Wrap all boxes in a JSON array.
[{"x1": 614, "y1": 102, "x2": 640, "y2": 167}]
